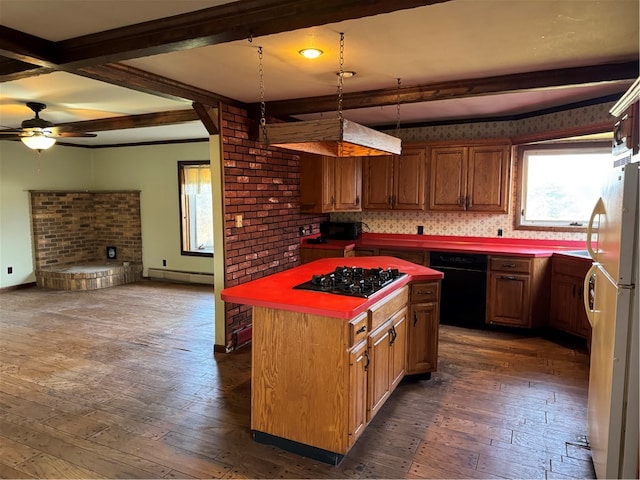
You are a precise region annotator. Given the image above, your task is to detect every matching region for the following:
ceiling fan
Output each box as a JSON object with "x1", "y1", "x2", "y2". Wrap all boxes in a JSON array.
[{"x1": 0, "y1": 102, "x2": 97, "y2": 151}]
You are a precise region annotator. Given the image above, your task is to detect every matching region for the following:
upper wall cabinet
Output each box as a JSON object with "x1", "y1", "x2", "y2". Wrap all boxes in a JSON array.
[
  {"x1": 300, "y1": 153, "x2": 362, "y2": 213},
  {"x1": 428, "y1": 142, "x2": 511, "y2": 213},
  {"x1": 362, "y1": 147, "x2": 427, "y2": 211}
]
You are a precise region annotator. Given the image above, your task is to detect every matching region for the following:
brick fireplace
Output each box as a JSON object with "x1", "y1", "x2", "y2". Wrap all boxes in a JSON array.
[{"x1": 30, "y1": 190, "x2": 143, "y2": 290}]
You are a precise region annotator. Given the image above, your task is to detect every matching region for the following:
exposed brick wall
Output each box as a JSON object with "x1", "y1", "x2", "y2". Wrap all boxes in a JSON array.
[
  {"x1": 93, "y1": 192, "x2": 143, "y2": 263},
  {"x1": 30, "y1": 191, "x2": 142, "y2": 269},
  {"x1": 221, "y1": 104, "x2": 328, "y2": 349}
]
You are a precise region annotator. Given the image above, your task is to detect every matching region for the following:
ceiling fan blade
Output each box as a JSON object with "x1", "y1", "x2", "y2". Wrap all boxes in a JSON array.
[
  {"x1": 56, "y1": 131, "x2": 97, "y2": 138},
  {"x1": 0, "y1": 128, "x2": 23, "y2": 135}
]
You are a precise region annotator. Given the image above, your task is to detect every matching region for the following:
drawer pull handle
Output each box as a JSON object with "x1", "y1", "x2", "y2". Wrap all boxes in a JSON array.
[
  {"x1": 501, "y1": 275, "x2": 517, "y2": 280},
  {"x1": 502, "y1": 263, "x2": 517, "y2": 268},
  {"x1": 413, "y1": 311, "x2": 418, "y2": 326},
  {"x1": 356, "y1": 325, "x2": 367, "y2": 334},
  {"x1": 418, "y1": 290, "x2": 433, "y2": 295},
  {"x1": 364, "y1": 350, "x2": 370, "y2": 371}
]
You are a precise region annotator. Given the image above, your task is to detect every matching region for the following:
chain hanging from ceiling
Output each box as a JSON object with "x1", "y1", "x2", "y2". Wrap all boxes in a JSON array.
[
  {"x1": 337, "y1": 32, "x2": 345, "y2": 157},
  {"x1": 395, "y1": 77, "x2": 402, "y2": 139},
  {"x1": 250, "y1": 34, "x2": 268, "y2": 145}
]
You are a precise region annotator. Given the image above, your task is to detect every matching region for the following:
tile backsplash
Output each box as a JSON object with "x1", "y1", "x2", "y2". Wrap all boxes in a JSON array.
[{"x1": 332, "y1": 210, "x2": 586, "y2": 241}]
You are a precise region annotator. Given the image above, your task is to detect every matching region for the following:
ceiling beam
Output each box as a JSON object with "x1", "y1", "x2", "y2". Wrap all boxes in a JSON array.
[
  {"x1": 192, "y1": 103, "x2": 220, "y2": 135},
  {"x1": 54, "y1": 109, "x2": 200, "y2": 132},
  {"x1": 261, "y1": 61, "x2": 640, "y2": 117},
  {"x1": 55, "y1": 0, "x2": 451, "y2": 68},
  {"x1": 0, "y1": 25, "x2": 58, "y2": 67},
  {"x1": 75, "y1": 63, "x2": 242, "y2": 107}
]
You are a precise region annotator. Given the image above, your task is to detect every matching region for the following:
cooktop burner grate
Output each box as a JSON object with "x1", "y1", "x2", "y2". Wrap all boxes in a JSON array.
[{"x1": 293, "y1": 266, "x2": 406, "y2": 298}]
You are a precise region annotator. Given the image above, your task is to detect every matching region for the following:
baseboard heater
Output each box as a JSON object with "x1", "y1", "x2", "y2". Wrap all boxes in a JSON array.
[{"x1": 147, "y1": 268, "x2": 214, "y2": 285}]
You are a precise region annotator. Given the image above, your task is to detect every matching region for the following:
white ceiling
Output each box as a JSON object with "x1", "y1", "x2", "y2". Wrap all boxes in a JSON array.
[{"x1": 0, "y1": 0, "x2": 638, "y2": 146}]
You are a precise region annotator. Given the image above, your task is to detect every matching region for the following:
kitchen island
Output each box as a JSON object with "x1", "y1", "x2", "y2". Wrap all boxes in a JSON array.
[{"x1": 220, "y1": 257, "x2": 443, "y2": 464}]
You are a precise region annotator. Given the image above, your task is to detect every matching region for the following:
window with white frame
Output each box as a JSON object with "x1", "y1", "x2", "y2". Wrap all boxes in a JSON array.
[
  {"x1": 178, "y1": 161, "x2": 213, "y2": 256},
  {"x1": 518, "y1": 142, "x2": 612, "y2": 229}
]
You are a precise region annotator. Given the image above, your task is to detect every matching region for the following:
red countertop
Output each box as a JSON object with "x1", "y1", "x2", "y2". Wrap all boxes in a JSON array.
[
  {"x1": 301, "y1": 233, "x2": 588, "y2": 258},
  {"x1": 220, "y1": 256, "x2": 443, "y2": 320}
]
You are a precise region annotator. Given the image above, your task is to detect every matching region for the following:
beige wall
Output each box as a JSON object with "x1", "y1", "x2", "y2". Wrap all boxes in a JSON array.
[
  {"x1": 91, "y1": 142, "x2": 212, "y2": 277},
  {"x1": 0, "y1": 139, "x2": 213, "y2": 289},
  {"x1": 0, "y1": 142, "x2": 93, "y2": 287}
]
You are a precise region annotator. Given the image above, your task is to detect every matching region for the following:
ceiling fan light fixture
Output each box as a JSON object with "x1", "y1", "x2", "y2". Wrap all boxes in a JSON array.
[
  {"x1": 21, "y1": 133, "x2": 56, "y2": 151},
  {"x1": 299, "y1": 48, "x2": 323, "y2": 59}
]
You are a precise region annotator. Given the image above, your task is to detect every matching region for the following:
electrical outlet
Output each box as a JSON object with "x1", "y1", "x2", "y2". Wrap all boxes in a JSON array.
[
  {"x1": 7, "y1": 266, "x2": 12, "y2": 274},
  {"x1": 235, "y1": 214, "x2": 243, "y2": 228},
  {"x1": 417, "y1": 225, "x2": 424, "y2": 235},
  {"x1": 497, "y1": 228, "x2": 503, "y2": 237},
  {"x1": 299, "y1": 226, "x2": 305, "y2": 236},
  {"x1": 162, "y1": 259, "x2": 167, "y2": 267}
]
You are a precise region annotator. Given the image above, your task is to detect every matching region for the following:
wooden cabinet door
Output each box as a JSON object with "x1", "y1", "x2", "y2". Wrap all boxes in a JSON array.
[
  {"x1": 466, "y1": 145, "x2": 510, "y2": 213},
  {"x1": 486, "y1": 272, "x2": 531, "y2": 327},
  {"x1": 321, "y1": 156, "x2": 336, "y2": 211},
  {"x1": 407, "y1": 302, "x2": 439, "y2": 374},
  {"x1": 367, "y1": 320, "x2": 392, "y2": 420},
  {"x1": 348, "y1": 340, "x2": 368, "y2": 447},
  {"x1": 363, "y1": 156, "x2": 394, "y2": 209},
  {"x1": 574, "y1": 283, "x2": 591, "y2": 339},
  {"x1": 549, "y1": 273, "x2": 577, "y2": 332},
  {"x1": 389, "y1": 308, "x2": 407, "y2": 391},
  {"x1": 393, "y1": 148, "x2": 426, "y2": 210},
  {"x1": 299, "y1": 153, "x2": 323, "y2": 213},
  {"x1": 334, "y1": 156, "x2": 362, "y2": 211},
  {"x1": 429, "y1": 147, "x2": 467, "y2": 211}
]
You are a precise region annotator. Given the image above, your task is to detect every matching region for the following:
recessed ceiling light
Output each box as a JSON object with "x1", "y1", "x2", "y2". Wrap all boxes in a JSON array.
[
  {"x1": 299, "y1": 48, "x2": 323, "y2": 59},
  {"x1": 337, "y1": 71, "x2": 356, "y2": 79}
]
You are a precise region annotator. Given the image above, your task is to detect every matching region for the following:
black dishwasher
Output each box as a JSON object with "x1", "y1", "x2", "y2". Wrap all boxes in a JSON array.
[{"x1": 430, "y1": 251, "x2": 487, "y2": 328}]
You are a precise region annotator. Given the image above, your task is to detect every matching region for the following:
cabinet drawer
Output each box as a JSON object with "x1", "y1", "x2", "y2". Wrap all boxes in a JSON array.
[
  {"x1": 552, "y1": 257, "x2": 590, "y2": 277},
  {"x1": 410, "y1": 281, "x2": 439, "y2": 303},
  {"x1": 369, "y1": 285, "x2": 409, "y2": 331},
  {"x1": 489, "y1": 256, "x2": 532, "y2": 274},
  {"x1": 349, "y1": 313, "x2": 369, "y2": 346}
]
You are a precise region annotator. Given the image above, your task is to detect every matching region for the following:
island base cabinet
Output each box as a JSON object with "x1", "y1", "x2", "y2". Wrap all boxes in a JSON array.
[
  {"x1": 250, "y1": 286, "x2": 409, "y2": 464},
  {"x1": 407, "y1": 281, "x2": 440, "y2": 374}
]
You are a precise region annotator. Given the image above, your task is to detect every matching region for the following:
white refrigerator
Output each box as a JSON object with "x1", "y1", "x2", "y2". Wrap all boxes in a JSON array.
[{"x1": 584, "y1": 158, "x2": 639, "y2": 479}]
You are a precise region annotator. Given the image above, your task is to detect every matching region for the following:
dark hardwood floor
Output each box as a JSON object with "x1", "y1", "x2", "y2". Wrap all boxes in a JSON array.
[{"x1": 0, "y1": 281, "x2": 595, "y2": 479}]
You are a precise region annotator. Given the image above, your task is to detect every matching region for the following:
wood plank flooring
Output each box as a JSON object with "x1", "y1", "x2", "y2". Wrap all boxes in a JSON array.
[{"x1": 0, "y1": 281, "x2": 595, "y2": 479}]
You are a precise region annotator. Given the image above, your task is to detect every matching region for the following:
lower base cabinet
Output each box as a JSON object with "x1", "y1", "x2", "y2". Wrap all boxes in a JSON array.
[
  {"x1": 407, "y1": 281, "x2": 440, "y2": 374},
  {"x1": 486, "y1": 256, "x2": 550, "y2": 328},
  {"x1": 300, "y1": 246, "x2": 355, "y2": 263},
  {"x1": 549, "y1": 256, "x2": 591, "y2": 339}
]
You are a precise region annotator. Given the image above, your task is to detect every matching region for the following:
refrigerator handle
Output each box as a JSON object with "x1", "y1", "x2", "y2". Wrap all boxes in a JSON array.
[
  {"x1": 586, "y1": 197, "x2": 605, "y2": 260},
  {"x1": 583, "y1": 264, "x2": 598, "y2": 327}
]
